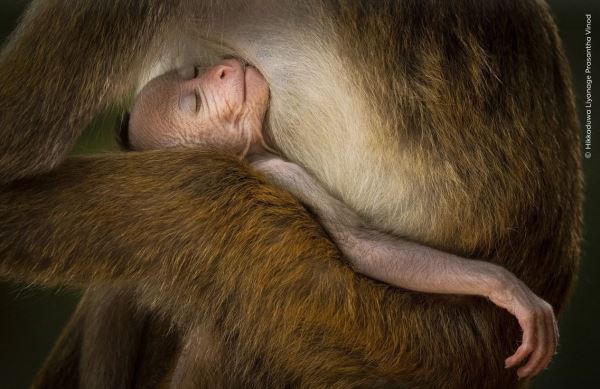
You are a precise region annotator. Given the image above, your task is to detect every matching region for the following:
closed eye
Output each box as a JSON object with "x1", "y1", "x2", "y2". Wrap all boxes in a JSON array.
[
  {"x1": 193, "y1": 67, "x2": 202, "y2": 112},
  {"x1": 194, "y1": 89, "x2": 202, "y2": 113}
]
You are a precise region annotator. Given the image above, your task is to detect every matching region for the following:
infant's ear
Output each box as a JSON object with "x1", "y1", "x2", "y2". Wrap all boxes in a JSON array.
[{"x1": 116, "y1": 111, "x2": 133, "y2": 151}]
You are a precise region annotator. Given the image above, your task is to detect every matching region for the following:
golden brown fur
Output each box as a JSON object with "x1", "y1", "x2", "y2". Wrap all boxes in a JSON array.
[{"x1": 0, "y1": 0, "x2": 582, "y2": 388}]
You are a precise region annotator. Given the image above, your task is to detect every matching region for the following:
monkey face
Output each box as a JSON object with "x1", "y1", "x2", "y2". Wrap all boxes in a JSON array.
[{"x1": 128, "y1": 58, "x2": 269, "y2": 156}]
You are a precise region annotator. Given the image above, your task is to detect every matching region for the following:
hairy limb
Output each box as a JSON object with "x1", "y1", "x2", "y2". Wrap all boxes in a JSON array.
[
  {"x1": 0, "y1": 0, "x2": 183, "y2": 182},
  {"x1": 30, "y1": 285, "x2": 147, "y2": 389},
  {"x1": 30, "y1": 294, "x2": 84, "y2": 389},
  {"x1": 253, "y1": 154, "x2": 558, "y2": 379},
  {"x1": 0, "y1": 150, "x2": 261, "y2": 287},
  {"x1": 79, "y1": 285, "x2": 147, "y2": 389}
]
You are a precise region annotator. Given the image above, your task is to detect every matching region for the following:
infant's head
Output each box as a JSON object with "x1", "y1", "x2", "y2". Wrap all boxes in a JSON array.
[{"x1": 127, "y1": 58, "x2": 270, "y2": 157}]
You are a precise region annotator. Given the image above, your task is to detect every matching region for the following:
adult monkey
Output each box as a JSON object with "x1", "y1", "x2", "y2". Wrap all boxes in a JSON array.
[{"x1": 0, "y1": 0, "x2": 582, "y2": 388}]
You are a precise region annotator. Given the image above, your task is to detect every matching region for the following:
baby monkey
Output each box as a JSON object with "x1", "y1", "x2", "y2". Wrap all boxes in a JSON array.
[{"x1": 124, "y1": 58, "x2": 557, "y2": 378}]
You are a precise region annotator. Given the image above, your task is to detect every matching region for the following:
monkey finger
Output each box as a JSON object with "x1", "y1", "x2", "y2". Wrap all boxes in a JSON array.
[
  {"x1": 517, "y1": 315, "x2": 546, "y2": 378},
  {"x1": 505, "y1": 345, "x2": 530, "y2": 369},
  {"x1": 505, "y1": 315, "x2": 535, "y2": 368},
  {"x1": 532, "y1": 309, "x2": 558, "y2": 377},
  {"x1": 505, "y1": 341, "x2": 532, "y2": 369}
]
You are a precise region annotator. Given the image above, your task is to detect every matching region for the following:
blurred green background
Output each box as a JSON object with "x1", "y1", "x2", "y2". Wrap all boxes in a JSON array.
[{"x1": 0, "y1": 1, "x2": 598, "y2": 388}]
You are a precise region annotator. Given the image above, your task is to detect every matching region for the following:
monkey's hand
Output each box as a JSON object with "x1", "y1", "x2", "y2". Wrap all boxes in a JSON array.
[{"x1": 487, "y1": 270, "x2": 558, "y2": 379}]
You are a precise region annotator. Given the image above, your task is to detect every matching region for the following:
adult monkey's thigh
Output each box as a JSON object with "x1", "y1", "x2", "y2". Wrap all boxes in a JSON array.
[{"x1": 0, "y1": 0, "x2": 582, "y2": 388}]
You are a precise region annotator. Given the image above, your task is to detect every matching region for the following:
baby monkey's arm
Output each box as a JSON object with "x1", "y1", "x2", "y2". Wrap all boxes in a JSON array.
[{"x1": 250, "y1": 154, "x2": 558, "y2": 378}]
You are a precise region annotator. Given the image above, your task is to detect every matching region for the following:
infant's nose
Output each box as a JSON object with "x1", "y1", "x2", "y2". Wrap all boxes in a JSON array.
[{"x1": 212, "y1": 58, "x2": 243, "y2": 82}]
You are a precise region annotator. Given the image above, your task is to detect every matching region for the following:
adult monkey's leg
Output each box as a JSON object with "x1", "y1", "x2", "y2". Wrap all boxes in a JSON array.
[
  {"x1": 30, "y1": 285, "x2": 151, "y2": 389},
  {"x1": 78, "y1": 285, "x2": 148, "y2": 389},
  {"x1": 29, "y1": 293, "x2": 85, "y2": 389}
]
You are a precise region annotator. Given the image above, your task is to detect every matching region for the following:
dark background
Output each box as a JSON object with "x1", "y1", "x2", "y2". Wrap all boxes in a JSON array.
[{"x1": 0, "y1": 1, "x2": 598, "y2": 388}]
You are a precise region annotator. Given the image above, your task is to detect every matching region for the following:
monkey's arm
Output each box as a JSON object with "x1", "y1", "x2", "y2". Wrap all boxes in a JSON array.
[
  {"x1": 0, "y1": 0, "x2": 182, "y2": 183},
  {"x1": 0, "y1": 150, "x2": 286, "y2": 286},
  {"x1": 253, "y1": 155, "x2": 558, "y2": 378}
]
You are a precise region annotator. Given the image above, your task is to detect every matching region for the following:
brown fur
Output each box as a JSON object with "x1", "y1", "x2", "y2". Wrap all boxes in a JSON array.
[{"x1": 0, "y1": 0, "x2": 582, "y2": 388}]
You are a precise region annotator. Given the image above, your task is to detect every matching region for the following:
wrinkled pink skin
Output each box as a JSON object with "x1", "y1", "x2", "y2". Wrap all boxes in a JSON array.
[{"x1": 129, "y1": 58, "x2": 269, "y2": 157}]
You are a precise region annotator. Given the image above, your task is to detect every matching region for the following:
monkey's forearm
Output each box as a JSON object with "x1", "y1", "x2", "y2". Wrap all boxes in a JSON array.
[
  {"x1": 300, "y1": 184, "x2": 508, "y2": 299},
  {"x1": 0, "y1": 0, "x2": 183, "y2": 182},
  {"x1": 344, "y1": 232, "x2": 509, "y2": 299},
  {"x1": 311, "y1": 201, "x2": 508, "y2": 299},
  {"x1": 314, "y1": 201, "x2": 509, "y2": 299}
]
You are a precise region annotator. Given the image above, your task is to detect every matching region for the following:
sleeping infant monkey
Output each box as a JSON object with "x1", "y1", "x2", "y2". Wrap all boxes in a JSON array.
[{"x1": 122, "y1": 58, "x2": 558, "y2": 378}]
